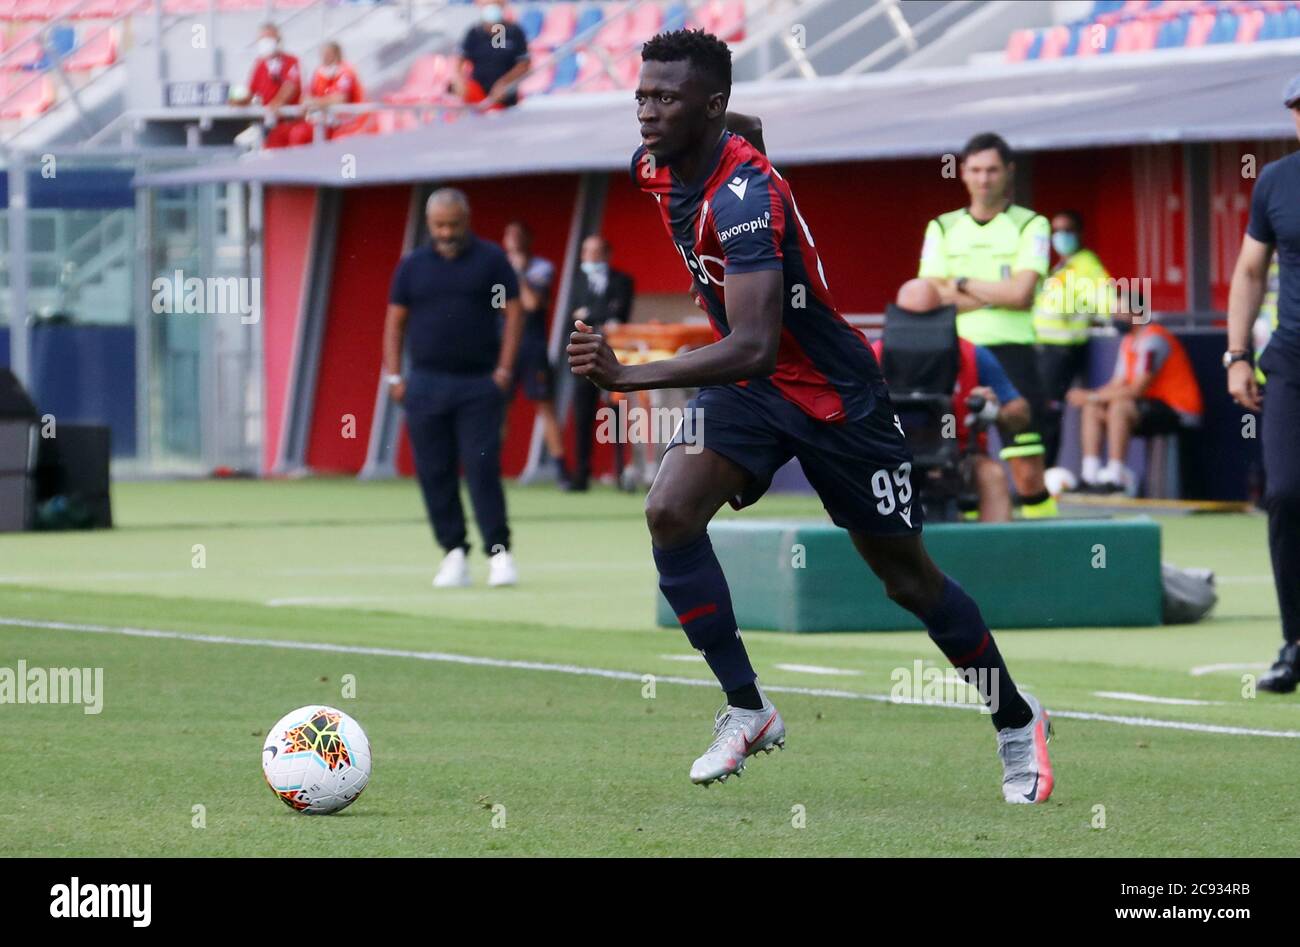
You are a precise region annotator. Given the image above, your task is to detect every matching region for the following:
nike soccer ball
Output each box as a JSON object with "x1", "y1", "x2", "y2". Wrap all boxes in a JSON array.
[{"x1": 262, "y1": 706, "x2": 371, "y2": 814}]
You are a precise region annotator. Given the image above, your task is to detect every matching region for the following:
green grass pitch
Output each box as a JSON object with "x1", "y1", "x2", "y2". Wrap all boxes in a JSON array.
[{"x1": 0, "y1": 478, "x2": 1295, "y2": 856}]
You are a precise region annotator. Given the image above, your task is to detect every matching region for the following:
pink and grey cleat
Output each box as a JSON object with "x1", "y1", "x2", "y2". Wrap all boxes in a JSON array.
[
  {"x1": 690, "y1": 688, "x2": 786, "y2": 786},
  {"x1": 996, "y1": 693, "x2": 1055, "y2": 804}
]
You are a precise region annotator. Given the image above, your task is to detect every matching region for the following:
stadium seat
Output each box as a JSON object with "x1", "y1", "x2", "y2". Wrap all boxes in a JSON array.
[
  {"x1": 518, "y1": 63, "x2": 553, "y2": 97},
  {"x1": 516, "y1": 3, "x2": 544, "y2": 42},
  {"x1": 533, "y1": 2, "x2": 577, "y2": 49},
  {"x1": 1024, "y1": 28, "x2": 1045, "y2": 59},
  {"x1": 1184, "y1": 9, "x2": 1216, "y2": 45},
  {"x1": 1258, "y1": 10, "x2": 1283, "y2": 40},
  {"x1": 12, "y1": 0, "x2": 53, "y2": 20},
  {"x1": 32, "y1": 20, "x2": 74, "y2": 66},
  {"x1": 162, "y1": 0, "x2": 210, "y2": 13},
  {"x1": 1004, "y1": 28, "x2": 1035, "y2": 62},
  {"x1": 662, "y1": 2, "x2": 688, "y2": 33},
  {"x1": 1207, "y1": 11, "x2": 1238, "y2": 44},
  {"x1": 625, "y1": 0, "x2": 661, "y2": 43},
  {"x1": 0, "y1": 72, "x2": 53, "y2": 117},
  {"x1": 1038, "y1": 25, "x2": 1071, "y2": 59},
  {"x1": 1155, "y1": 14, "x2": 1186, "y2": 47},
  {"x1": 574, "y1": 4, "x2": 603, "y2": 40},
  {"x1": 1113, "y1": 16, "x2": 1157, "y2": 52},
  {"x1": 73, "y1": 0, "x2": 142, "y2": 16},
  {"x1": 1283, "y1": 7, "x2": 1300, "y2": 38},
  {"x1": 383, "y1": 53, "x2": 453, "y2": 105},
  {"x1": 573, "y1": 49, "x2": 615, "y2": 91},
  {"x1": 1236, "y1": 8, "x2": 1265, "y2": 42},
  {"x1": 62, "y1": 23, "x2": 116, "y2": 71},
  {"x1": 596, "y1": 1, "x2": 631, "y2": 49},
  {"x1": 702, "y1": 0, "x2": 746, "y2": 42},
  {"x1": 219, "y1": 0, "x2": 269, "y2": 11},
  {"x1": 2, "y1": 26, "x2": 42, "y2": 70},
  {"x1": 550, "y1": 51, "x2": 579, "y2": 90}
]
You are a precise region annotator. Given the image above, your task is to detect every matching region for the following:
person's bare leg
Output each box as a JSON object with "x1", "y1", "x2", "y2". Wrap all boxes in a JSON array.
[
  {"x1": 1107, "y1": 397, "x2": 1138, "y2": 466},
  {"x1": 535, "y1": 399, "x2": 568, "y2": 473},
  {"x1": 973, "y1": 455, "x2": 1012, "y2": 522},
  {"x1": 1080, "y1": 401, "x2": 1104, "y2": 460}
]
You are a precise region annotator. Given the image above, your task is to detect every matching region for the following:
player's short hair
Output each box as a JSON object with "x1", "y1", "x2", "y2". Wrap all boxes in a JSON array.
[
  {"x1": 259, "y1": 21, "x2": 280, "y2": 38},
  {"x1": 641, "y1": 28, "x2": 732, "y2": 96},
  {"x1": 504, "y1": 219, "x2": 533, "y2": 241},
  {"x1": 426, "y1": 188, "x2": 469, "y2": 216},
  {"x1": 1055, "y1": 209, "x2": 1084, "y2": 232},
  {"x1": 960, "y1": 132, "x2": 1013, "y2": 166}
]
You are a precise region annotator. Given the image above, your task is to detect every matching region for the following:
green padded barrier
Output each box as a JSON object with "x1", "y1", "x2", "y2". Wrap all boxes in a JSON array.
[{"x1": 655, "y1": 518, "x2": 1163, "y2": 632}]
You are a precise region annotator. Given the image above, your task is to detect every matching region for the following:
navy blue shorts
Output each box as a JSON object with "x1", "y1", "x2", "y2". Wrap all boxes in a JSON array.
[
  {"x1": 512, "y1": 331, "x2": 555, "y2": 402},
  {"x1": 667, "y1": 382, "x2": 922, "y2": 536}
]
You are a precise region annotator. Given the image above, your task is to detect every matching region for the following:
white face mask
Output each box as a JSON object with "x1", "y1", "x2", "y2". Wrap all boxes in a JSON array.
[
  {"x1": 480, "y1": 3, "x2": 503, "y2": 24},
  {"x1": 257, "y1": 36, "x2": 278, "y2": 58},
  {"x1": 581, "y1": 261, "x2": 608, "y2": 278}
]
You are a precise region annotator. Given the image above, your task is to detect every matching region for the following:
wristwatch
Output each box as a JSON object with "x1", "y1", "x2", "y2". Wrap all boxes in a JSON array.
[
  {"x1": 384, "y1": 373, "x2": 403, "y2": 386},
  {"x1": 955, "y1": 276, "x2": 969, "y2": 294},
  {"x1": 1222, "y1": 350, "x2": 1251, "y2": 369}
]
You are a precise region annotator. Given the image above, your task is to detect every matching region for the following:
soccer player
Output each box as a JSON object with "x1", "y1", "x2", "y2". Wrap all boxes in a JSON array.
[
  {"x1": 566, "y1": 30, "x2": 1054, "y2": 802},
  {"x1": 919, "y1": 133, "x2": 1056, "y2": 518}
]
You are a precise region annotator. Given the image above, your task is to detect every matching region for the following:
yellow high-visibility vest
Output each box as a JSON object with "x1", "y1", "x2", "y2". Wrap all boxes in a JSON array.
[{"x1": 1032, "y1": 248, "x2": 1111, "y2": 346}]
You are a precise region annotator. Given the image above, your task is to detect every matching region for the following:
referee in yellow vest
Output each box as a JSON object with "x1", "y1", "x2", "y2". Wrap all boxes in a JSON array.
[
  {"x1": 919, "y1": 132, "x2": 1057, "y2": 517},
  {"x1": 1033, "y1": 210, "x2": 1112, "y2": 468}
]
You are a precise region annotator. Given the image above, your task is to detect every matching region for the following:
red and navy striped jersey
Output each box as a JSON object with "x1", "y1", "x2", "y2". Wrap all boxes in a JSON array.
[{"x1": 631, "y1": 131, "x2": 883, "y2": 423}]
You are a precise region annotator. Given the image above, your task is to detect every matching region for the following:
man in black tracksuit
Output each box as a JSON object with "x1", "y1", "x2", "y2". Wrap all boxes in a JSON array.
[{"x1": 1226, "y1": 76, "x2": 1300, "y2": 691}]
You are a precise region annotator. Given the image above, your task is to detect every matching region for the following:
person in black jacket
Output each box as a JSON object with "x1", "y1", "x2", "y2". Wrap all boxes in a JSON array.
[{"x1": 566, "y1": 235, "x2": 634, "y2": 491}]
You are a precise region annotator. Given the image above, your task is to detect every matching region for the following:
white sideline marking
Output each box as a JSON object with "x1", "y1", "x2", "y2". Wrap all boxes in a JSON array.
[
  {"x1": 3, "y1": 616, "x2": 1299, "y2": 740},
  {"x1": 1093, "y1": 690, "x2": 1223, "y2": 707},
  {"x1": 658, "y1": 654, "x2": 706, "y2": 663},
  {"x1": 775, "y1": 663, "x2": 863, "y2": 677},
  {"x1": 1190, "y1": 662, "x2": 1269, "y2": 677}
]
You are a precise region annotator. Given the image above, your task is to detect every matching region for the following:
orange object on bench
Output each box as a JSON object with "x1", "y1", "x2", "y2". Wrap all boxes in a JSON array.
[{"x1": 604, "y1": 321, "x2": 716, "y2": 355}]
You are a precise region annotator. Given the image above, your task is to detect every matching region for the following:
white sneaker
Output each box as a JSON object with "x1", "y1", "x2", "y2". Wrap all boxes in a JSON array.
[
  {"x1": 487, "y1": 549, "x2": 517, "y2": 587},
  {"x1": 432, "y1": 548, "x2": 471, "y2": 588},
  {"x1": 690, "y1": 688, "x2": 785, "y2": 785}
]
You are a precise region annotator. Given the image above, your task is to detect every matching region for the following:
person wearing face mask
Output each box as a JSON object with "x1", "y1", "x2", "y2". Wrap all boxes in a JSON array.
[
  {"x1": 1065, "y1": 290, "x2": 1202, "y2": 495},
  {"x1": 1033, "y1": 210, "x2": 1112, "y2": 469},
  {"x1": 453, "y1": 0, "x2": 530, "y2": 111},
  {"x1": 231, "y1": 24, "x2": 303, "y2": 149},
  {"x1": 566, "y1": 235, "x2": 634, "y2": 492},
  {"x1": 288, "y1": 42, "x2": 369, "y2": 145}
]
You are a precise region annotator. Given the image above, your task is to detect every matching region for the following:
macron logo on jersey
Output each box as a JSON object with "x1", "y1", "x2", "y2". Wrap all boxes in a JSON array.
[
  {"x1": 718, "y1": 211, "x2": 771, "y2": 243},
  {"x1": 727, "y1": 176, "x2": 748, "y2": 200}
]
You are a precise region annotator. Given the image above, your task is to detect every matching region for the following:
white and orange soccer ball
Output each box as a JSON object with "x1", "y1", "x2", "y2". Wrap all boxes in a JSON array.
[{"x1": 262, "y1": 706, "x2": 371, "y2": 815}]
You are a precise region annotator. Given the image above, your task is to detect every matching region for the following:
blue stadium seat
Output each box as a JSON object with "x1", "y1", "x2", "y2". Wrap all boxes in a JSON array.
[
  {"x1": 1259, "y1": 11, "x2": 1283, "y2": 41},
  {"x1": 1208, "y1": 11, "x2": 1237, "y2": 44},
  {"x1": 551, "y1": 52, "x2": 580, "y2": 90},
  {"x1": 1091, "y1": 0, "x2": 1125, "y2": 16},
  {"x1": 663, "y1": 2, "x2": 689, "y2": 32},
  {"x1": 517, "y1": 5, "x2": 545, "y2": 43},
  {"x1": 1155, "y1": 16, "x2": 1179, "y2": 48},
  {"x1": 1285, "y1": 7, "x2": 1300, "y2": 38},
  {"x1": 575, "y1": 4, "x2": 604, "y2": 38},
  {"x1": 1065, "y1": 23, "x2": 1082, "y2": 55},
  {"x1": 1025, "y1": 29, "x2": 1045, "y2": 60}
]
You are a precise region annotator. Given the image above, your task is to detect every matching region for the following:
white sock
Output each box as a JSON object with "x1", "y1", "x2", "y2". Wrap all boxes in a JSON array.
[
  {"x1": 1102, "y1": 459, "x2": 1125, "y2": 483},
  {"x1": 1082, "y1": 455, "x2": 1101, "y2": 483}
]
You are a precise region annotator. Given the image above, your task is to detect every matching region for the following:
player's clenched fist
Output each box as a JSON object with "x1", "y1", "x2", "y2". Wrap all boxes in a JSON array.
[{"x1": 567, "y1": 319, "x2": 626, "y2": 391}]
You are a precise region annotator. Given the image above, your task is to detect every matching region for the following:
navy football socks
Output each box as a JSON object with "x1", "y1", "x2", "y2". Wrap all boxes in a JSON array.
[
  {"x1": 923, "y1": 576, "x2": 1032, "y2": 731},
  {"x1": 652, "y1": 534, "x2": 760, "y2": 704}
]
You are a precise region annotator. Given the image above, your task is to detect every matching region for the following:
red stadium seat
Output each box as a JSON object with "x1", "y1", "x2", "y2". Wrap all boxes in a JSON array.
[
  {"x1": 63, "y1": 24, "x2": 116, "y2": 70},
  {"x1": 219, "y1": 0, "x2": 267, "y2": 10},
  {"x1": 571, "y1": 50, "x2": 615, "y2": 92},
  {"x1": 13, "y1": 0, "x2": 53, "y2": 20},
  {"x1": 518, "y1": 63, "x2": 553, "y2": 97},
  {"x1": 2, "y1": 26, "x2": 42, "y2": 69},
  {"x1": 0, "y1": 0, "x2": 16, "y2": 20},
  {"x1": 1185, "y1": 9, "x2": 1216, "y2": 46},
  {"x1": 625, "y1": 1, "x2": 661, "y2": 44},
  {"x1": 615, "y1": 52, "x2": 639, "y2": 87},
  {"x1": 383, "y1": 53, "x2": 454, "y2": 106},
  {"x1": 533, "y1": 2, "x2": 577, "y2": 50},
  {"x1": 701, "y1": 0, "x2": 746, "y2": 42},
  {"x1": 162, "y1": 0, "x2": 209, "y2": 14},
  {"x1": 0, "y1": 72, "x2": 53, "y2": 117},
  {"x1": 1236, "y1": 8, "x2": 1265, "y2": 42},
  {"x1": 596, "y1": 1, "x2": 631, "y2": 49},
  {"x1": 1004, "y1": 28, "x2": 1035, "y2": 62},
  {"x1": 1038, "y1": 24, "x2": 1071, "y2": 59},
  {"x1": 1074, "y1": 22, "x2": 1108, "y2": 56},
  {"x1": 1113, "y1": 17, "x2": 1156, "y2": 52},
  {"x1": 73, "y1": 0, "x2": 142, "y2": 17}
]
